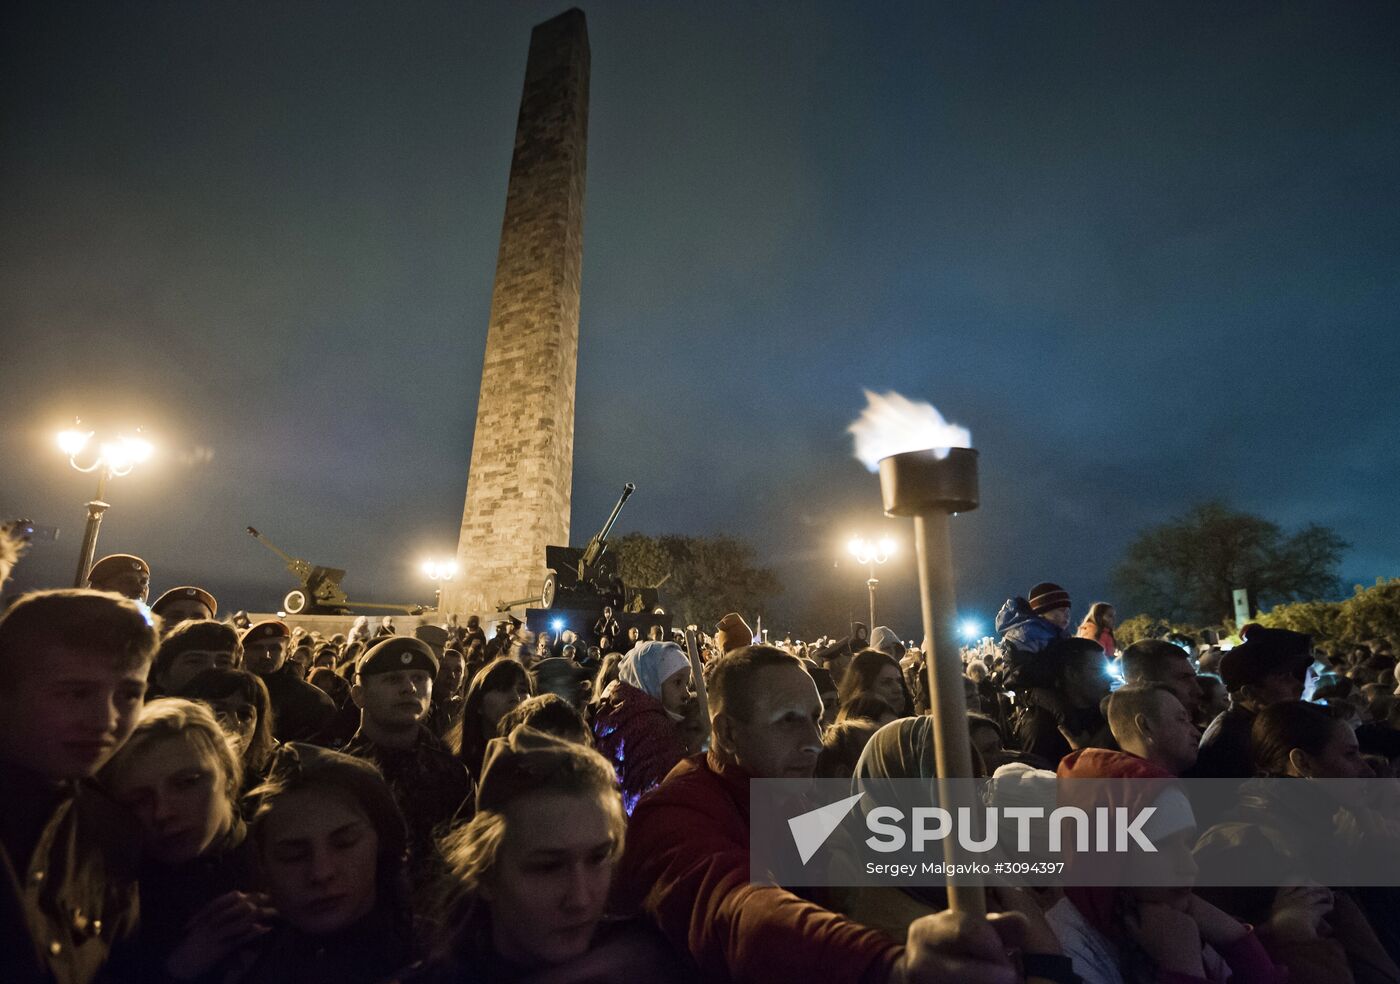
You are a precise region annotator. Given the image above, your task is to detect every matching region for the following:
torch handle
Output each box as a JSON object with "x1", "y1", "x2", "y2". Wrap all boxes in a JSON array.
[
  {"x1": 684, "y1": 628, "x2": 711, "y2": 743},
  {"x1": 913, "y1": 513, "x2": 985, "y2": 918}
]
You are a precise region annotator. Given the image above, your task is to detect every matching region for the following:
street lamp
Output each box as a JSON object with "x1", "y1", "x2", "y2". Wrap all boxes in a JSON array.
[
  {"x1": 846, "y1": 534, "x2": 895, "y2": 629},
  {"x1": 422, "y1": 559, "x2": 457, "y2": 610},
  {"x1": 57, "y1": 422, "x2": 154, "y2": 587}
]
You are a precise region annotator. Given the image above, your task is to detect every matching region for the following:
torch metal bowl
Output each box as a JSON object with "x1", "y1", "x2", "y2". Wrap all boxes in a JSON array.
[{"x1": 877, "y1": 447, "x2": 979, "y2": 517}]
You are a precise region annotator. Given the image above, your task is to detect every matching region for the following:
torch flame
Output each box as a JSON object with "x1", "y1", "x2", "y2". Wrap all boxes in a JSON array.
[{"x1": 848, "y1": 390, "x2": 972, "y2": 472}]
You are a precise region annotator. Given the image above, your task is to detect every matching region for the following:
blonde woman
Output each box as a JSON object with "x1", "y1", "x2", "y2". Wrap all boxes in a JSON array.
[
  {"x1": 410, "y1": 727, "x2": 684, "y2": 982},
  {"x1": 101, "y1": 698, "x2": 267, "y2": 980}
]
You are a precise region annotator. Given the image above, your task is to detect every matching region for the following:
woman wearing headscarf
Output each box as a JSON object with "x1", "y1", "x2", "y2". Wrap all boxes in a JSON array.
[{"x1": 591, "y1": 640, "x2": 693, "y2": 814}]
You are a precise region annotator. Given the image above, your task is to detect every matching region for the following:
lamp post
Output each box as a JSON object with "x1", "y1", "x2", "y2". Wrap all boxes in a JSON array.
[
  {"x1": 57, "y1": 424, "x2": 154, "y2": 587},
  {"x1": 422, "y1": 559, "x2": 457, "y2": 610},
  {"x1": 846, "y1": 534, "x2": 895, "y2": 628}
]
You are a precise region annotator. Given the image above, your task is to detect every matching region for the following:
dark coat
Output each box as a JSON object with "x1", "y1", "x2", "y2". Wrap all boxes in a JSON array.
[
  {"x1": 396, "y1": 916, "x2": 694, "y2": 984},
  {"x1": 1189, "y1": 704, "x2": 1257, "y2": 779},
  {"x1": 342, "y1": 726, "x2": 474, "y2": 879},
  {"x1": 260, "y1": 666, "x2": 337, "y2": 743},
  {"x1": 221, "y1": 903, "x2": 411, "y2": 984},
  {"x1": 591, "y1": 680, "x2": 688, "y2": 815},
  {"x1": 0, "y1": 765, "x2": 142, "y2": 984},
  {"x1": 105, "y1": 827, "x2": 257, "y2": 981}
]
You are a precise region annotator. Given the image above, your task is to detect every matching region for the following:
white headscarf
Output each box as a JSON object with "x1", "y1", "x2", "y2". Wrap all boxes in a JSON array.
[{"x1": 618, "y1": 641, "x2": 690, "y2": 702}]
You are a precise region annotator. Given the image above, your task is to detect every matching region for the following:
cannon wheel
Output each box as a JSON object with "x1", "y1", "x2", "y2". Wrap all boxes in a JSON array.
[
  {"x1": 541, "y1": 572, "x2": 557, "y2": 609},
  {"x1": 283, "y1": 589, "x2": 310, "y2": 615}
]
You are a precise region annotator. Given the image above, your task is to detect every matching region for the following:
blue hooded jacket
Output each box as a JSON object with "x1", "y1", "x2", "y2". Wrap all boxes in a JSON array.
[{"x1": 995, "y1": 597, "x2": 1069, "y2": 689}]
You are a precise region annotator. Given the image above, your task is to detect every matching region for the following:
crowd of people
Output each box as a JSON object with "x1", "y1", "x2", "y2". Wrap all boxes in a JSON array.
[{"x1": 2, "y1": 536, "x2": 1399, "y2": 984}]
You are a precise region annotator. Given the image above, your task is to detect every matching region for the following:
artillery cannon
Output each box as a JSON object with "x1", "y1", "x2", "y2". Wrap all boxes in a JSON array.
[
  {"x1": 246, "y1": 527, "x2": 425, "y2": 616},
  {"x1": 495, "y1": 483, "x2": 669, "y2": 642}
]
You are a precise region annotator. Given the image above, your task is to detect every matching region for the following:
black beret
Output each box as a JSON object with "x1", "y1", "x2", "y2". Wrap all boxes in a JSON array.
[{"x1": 356, "y1": 637, "x2": 439, "y2": 678}]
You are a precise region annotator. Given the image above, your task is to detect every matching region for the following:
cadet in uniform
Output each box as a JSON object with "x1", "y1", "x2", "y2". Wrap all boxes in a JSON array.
[
  {"x1": 149, "y1": 586, "x2": 217, "y2": 626},
  {"x1": 242, "y1": 620, "x2": 335, "y2": 743},
  {"x1": 85, "y1": 555, "x2": 150, "y2": 604},
  {"x1": 342, "y1": 638, "x2": 475, "y2": 884}
]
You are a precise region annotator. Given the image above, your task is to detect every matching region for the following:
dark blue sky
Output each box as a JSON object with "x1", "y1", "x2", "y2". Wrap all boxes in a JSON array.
[{"x1": 3, "y1": 2, "x2": 1396, "y2": 636}]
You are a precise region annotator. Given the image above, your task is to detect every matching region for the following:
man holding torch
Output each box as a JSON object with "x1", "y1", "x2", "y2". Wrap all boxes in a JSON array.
[{"x1": 616, "y1": 644, "x2": 1050, "y2": 983}]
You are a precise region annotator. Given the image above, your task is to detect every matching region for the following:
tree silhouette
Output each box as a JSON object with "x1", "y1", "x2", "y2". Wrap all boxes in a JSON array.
[{"x1": 1114, "y1": 501, "x2": 1346, "y2": 625}]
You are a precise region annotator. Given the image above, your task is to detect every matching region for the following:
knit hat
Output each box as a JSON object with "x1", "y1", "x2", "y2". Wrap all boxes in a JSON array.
[
  {"x1": 1027, "y1": 582, "x2": 1071, "y2": 615},
  {"x1": 714, "y1": 613, "x2": 753, "y2": 654}
]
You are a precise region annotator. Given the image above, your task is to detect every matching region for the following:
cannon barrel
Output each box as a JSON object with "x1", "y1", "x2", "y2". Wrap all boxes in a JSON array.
[
  {"x1": 578, "y1": 483, "x2": 634, "y2": 572},
  {"x1": 596, "y1": 483, "x2": 635, "y2": 544}
]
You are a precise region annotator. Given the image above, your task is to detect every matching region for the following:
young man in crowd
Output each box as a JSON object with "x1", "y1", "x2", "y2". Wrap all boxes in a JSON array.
[
  {"x1": 147, "y1": 618, "x2": 241, "y2": 696},
  {"x1": 1120, "y1": 639, "x2": 1204, "y2": 720},
  {"x1": 427, "y1": 647, "x2": 467, "y2": 740},
  {"x1": 1101, "y1": 684, "x2": 1201, "y2": 776},
  {"x1": 593, "y1": 605, "x2": 621, "y2": 643},
  {"x1": 460, "y1": 613, "x2": 486, "y2": 652},
  {"x1": 242, "y1": 619, "x2": 335, "y2": 742},
  {"x1": 147, "y1": 585, "x2": 217, "y2": 626},
  {"x1": 1189, "y1": 627, "x2": 1312, "y2": 779},
  {"x1": 615, "y1": 644, "x2": 1043, "y2": 984},
  {"x1": 0, "y1": 590, "x2": 158, "y2": 984},
  {"x1": 342, "y1": 637, "x2": 474, "y2": 881},
  {"x1": 84, "y1": 554, "x2": 150, "y2": 604},
  {"x1": 1013, "y1": 636, "x2": 1114, "y2": 766}
]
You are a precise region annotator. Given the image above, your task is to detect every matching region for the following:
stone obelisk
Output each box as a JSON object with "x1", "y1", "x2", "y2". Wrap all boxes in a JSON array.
[{"x1": 445, "y1": 9, "x2": 588, "y2": 616}]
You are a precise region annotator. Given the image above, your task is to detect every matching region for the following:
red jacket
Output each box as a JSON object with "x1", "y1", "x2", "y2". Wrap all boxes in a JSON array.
[
  {"x1": 613, "y1": 752, "x2": 902, "y2": 984},
  {"x1": 592, "y1": 680, "x2": 689, "y2": 815}
]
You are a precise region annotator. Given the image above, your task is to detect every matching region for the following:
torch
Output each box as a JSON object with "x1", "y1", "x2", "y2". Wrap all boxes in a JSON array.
[{"x1": 849, "y1": 391, "x2": 983, "y2": 916}]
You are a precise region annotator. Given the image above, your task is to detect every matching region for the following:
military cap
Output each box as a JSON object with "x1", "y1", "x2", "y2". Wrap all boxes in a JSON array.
[
  {"x1": 88, "y1": 553, "x2": 149, "y2": 582},
  {"x1": 151, "y1": 585, "x2": 218, "y2": 618},
  {"x1": 414, "y1": 624, "x2": 450, "y2": 650},
  {"x1": 241, "y1": 619, "x2": 291, "y2": 645},
  {"x1": 356, "y1": 637, "x2": 439, "y2": 678}
]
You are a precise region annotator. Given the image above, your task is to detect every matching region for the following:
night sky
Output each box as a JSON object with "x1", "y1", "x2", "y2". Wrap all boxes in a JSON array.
[{"x1": 3, "y1": 2, "x2": 1397, "y2": 637}]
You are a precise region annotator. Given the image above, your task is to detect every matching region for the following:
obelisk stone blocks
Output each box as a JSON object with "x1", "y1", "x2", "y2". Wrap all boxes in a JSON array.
[{"x1": 445, "y1": 9, "x2": 588, "y2": 616}]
